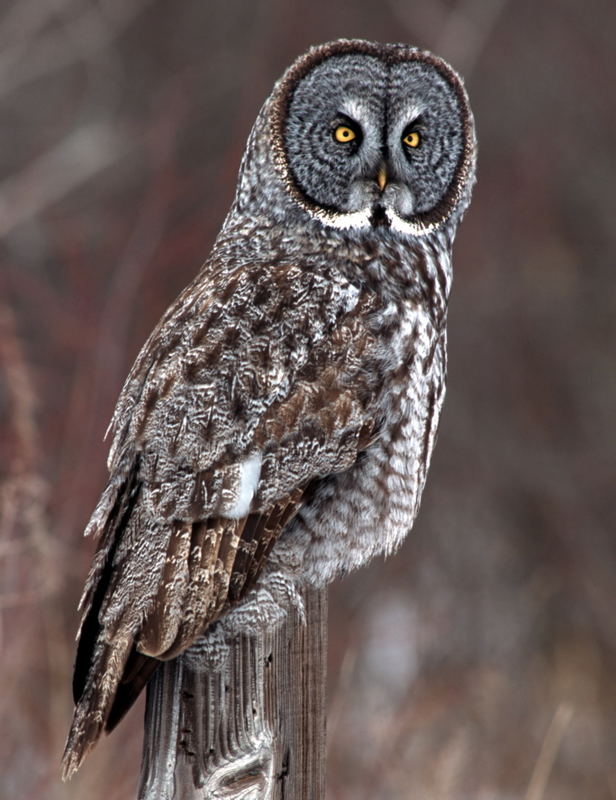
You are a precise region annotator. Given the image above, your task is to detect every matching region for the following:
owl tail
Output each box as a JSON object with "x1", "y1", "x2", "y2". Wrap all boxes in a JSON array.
[{"x1": 61, "y1": 636, "x2": 135, "y2": 780}]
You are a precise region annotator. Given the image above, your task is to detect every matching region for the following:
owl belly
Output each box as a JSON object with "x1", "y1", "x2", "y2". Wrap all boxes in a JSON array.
[{"x1": 272, "y1": 306, "x2": 446, "y2": 587}]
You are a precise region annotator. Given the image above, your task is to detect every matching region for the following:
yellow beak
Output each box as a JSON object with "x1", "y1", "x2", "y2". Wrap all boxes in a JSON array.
[{"x1": 377, "y1": 165, "x2": 387, "y2": 191}]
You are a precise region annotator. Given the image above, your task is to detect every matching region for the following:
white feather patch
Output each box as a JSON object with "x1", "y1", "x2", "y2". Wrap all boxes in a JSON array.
[
  {"x1": 225, "y1": 453, "x2": 262, "y2": 519},
  {"x1": 388, "y1": 211, "x2": 438, "y2": 237},
  {"x1": 315, "y1": 207, "x2": 373, "y2": 230},
  {"x1": 314, "y1": 205, "x2": 438, "y2": 236}
]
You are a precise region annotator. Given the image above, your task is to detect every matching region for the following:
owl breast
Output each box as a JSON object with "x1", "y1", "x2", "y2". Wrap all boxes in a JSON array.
[{"x1": 272, "y1": 293, "x2": 447, "y2": 586}]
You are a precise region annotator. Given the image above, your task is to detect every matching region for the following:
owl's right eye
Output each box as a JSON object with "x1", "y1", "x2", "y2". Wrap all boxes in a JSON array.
[{"x1": 333, "y1": 125, "x2": 357, "y2": 143}]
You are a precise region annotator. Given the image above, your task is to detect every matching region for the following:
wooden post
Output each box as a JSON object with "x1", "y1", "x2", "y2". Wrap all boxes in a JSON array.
[{"x1": 138, "y1": 586, "x2": 327, "y2": 799}]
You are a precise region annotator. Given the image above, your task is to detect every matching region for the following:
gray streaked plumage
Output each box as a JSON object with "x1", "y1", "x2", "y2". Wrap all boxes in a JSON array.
[{"x1": 62, "y1": 39, "x2": 476, "y2": 779}]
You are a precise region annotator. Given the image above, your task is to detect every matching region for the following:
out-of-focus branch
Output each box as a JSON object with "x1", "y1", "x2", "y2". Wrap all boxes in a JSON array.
[
  {"x1": 0, "y1": 122, "x2": 131, "y2": 238},
  {"x1": 0, "y1": 0, "x2": 156, "y2": 100},
  {"x1": 434, "y1": 0, "x2": 509, "y2": 76},
  {"x1": 386, "y1": 0, "x2": 509, "y2": 76},
  {"x1": 0, "y1": 300, "x2": 52, "y2": 609},
  {"x1": 525, "y1": 704, "x2": 574, "y2": 800}
]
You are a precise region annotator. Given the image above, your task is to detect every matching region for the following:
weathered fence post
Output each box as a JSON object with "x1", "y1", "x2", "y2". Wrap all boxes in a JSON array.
[{"x1": 138, "y1": 585, "x2": 327, "y2": 799}]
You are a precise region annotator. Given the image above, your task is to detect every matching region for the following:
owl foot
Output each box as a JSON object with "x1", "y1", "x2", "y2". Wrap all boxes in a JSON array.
[{"x1": 182, "y1": 571, "x2": 304, "y2": 674}]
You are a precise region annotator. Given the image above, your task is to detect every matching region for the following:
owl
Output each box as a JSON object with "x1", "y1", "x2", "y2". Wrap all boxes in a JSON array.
[{"x1": 62, "y1": 39, "x2": 476, "y2": 779}]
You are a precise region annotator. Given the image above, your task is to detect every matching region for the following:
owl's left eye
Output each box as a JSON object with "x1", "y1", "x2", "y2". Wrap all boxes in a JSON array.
[{"x1": 402, "y1": 130, "x2": 421, "y2": 148}]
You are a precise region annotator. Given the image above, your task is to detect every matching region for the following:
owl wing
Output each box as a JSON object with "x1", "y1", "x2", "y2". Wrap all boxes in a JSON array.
[{"x1": 62, "y1": 260, "x2": 381, "y2": 778}]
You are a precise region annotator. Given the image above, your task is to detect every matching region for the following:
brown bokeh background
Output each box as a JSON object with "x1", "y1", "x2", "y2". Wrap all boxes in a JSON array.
[{"x1": 1, "y1": 1, "x2": 615, "y2": 798}]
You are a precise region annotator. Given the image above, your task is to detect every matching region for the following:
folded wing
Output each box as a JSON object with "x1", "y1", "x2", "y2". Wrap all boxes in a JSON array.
[{"x1": 62, "y1": 261, "x2": 380, "y2": 779}]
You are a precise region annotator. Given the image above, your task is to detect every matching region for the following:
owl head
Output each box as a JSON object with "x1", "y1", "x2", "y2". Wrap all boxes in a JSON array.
[{"x1": 233, "y1": 39, "x2": 477, "y2": 238}]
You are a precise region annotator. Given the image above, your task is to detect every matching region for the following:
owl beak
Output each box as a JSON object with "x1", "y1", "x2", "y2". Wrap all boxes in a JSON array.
[{"x1": 376, "y1": 164, "x2": 388, "y2": 191}]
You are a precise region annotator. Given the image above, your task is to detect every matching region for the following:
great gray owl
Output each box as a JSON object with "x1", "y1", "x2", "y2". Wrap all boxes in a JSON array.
[{"x1": 62, "y1": 39, "x2": 476, "y2": 779}]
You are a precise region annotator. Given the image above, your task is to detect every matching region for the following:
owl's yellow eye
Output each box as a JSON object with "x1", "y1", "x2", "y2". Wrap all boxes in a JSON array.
[
  {"x1": 334, "y1": 125, "x2": 357, "y2": 143},
  {"x1": 402, "y1": 130, "x2": 421, "y2": 148}
]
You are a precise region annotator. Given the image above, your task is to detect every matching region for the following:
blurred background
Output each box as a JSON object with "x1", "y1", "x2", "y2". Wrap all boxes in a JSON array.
[{"x1": 1, "y1": 0, "x2": 615, "y2": 797}]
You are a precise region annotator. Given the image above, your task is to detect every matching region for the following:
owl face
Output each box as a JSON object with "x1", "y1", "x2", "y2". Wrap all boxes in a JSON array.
[{"x1": 270, "y1": 41, "x2": 475, "y2": 235}]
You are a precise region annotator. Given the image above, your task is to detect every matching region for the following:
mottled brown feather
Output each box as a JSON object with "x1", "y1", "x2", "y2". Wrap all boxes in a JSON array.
[{"x1": 138, "y1": 521, "x2": 193, "y2": 656}]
